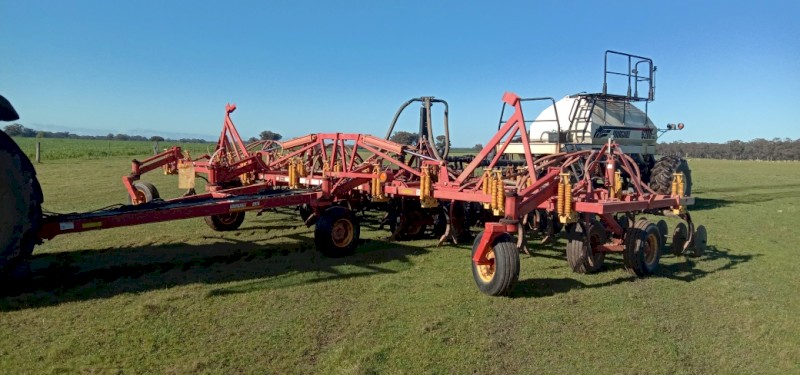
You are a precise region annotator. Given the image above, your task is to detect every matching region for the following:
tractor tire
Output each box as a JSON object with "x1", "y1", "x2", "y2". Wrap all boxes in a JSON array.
[
  {"x1": 0, "y1": 131, "x2": 43, "y2": 277},
  {"x1": 471, "y1": 231, "x2": 519, "y2": 296},
  {"x1": 315, "y1": 206, "x2": 360, "y2": 257},
  {"x1": 566, "y1": 221, "x2": 606, "y2": 274},
  {"x1": 649, "y1": 155, "x2": 692, "y2": 195},
  {"x1": 127, "y1": 181, "x2": 160, "y2": 204},
  {"x1": 204, "y1": 212, "x2": 245, "y2": 231},
  {"x1": 623, "y1": 220, "x2": 662, "y2": 276}
]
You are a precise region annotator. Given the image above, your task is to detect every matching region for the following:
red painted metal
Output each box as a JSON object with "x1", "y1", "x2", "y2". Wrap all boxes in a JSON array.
[{"x1": 37, "y1": 93, "x2": 698, "y2": 290}]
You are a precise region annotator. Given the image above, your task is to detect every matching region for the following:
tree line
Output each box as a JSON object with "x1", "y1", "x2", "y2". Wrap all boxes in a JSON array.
[
  {"x1": 657, "y1": 138, "x2": 800, "y2": 161},
  {"x1": 7, "y1": 122, "x2": 798, "y2": 161},
  {"x1": 3, "y1": 123, "x2": 287, "y2": 144}
]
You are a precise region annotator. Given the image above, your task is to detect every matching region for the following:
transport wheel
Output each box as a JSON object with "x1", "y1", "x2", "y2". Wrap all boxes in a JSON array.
[
  {"x1": 315, "y1": 206, "x2": 360, "y2": 257},
  {"x1": 566, "y1": 221, "x2": 606, "y2": 274},
  {"x1": 623, "y1": 220, "x2": 662, "y2": 276},
  {"x1": 128, "y1": 181, "x2": 160, "y2": 204},
  {"x1": 671, "y1": 222, "x2": 688, "y2": 256},
  {"x1": 656, "y1": 219, "x2": 669, "y2": 250},
  {"x1": 687, "y1": 225, "x2": 707, "y2": 258},
  {"x1": 649, "y1": 155, "x2": 692, "y2": 196},
  {"x1": 0, "y1": 131, "x2": 43, "y2": 276},
  {"x1": 471, "y1": 231, "x2": 519, "y2": 296},
  {"x1": 204, "y1": 211, "x2": 245, "y2": 231}
]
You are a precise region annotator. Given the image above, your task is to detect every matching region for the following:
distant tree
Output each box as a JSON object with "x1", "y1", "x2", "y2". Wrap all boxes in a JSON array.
[
  {"x1": 114, "y1": 133, "x2": 130, "y2": 141},
  {"x1": 246, "y1": 136, "x2": 259, "y2": 143},
  {"x1": 259, "y1": 130, "x2": 282, "y2": 141},
  {"x1": 36, "y1": 131, "x2": 45, "y2": 138},
  {"x1": 435, "y1": 135, "x2": 451, "y2": 150},
  {"x1": 149, "y1": 136, "x2": 165, "y2": 142},
  {"x1": 390, "y1": 131, "x2": 418, "y2": 145},
  {"x1": 472, "y1": 144, "x2": 483, "y2": 151},
  {"x1": 3, "y1": 123, "x2": 24, "y2": 136},
  {"x1": 106, "y1": 133, "x2": 115, "y2": 140}
]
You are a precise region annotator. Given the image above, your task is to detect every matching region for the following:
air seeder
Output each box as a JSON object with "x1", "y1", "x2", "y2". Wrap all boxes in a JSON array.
[{"x1": 0, "y1": 51, "x2": 707, "y2": 296}]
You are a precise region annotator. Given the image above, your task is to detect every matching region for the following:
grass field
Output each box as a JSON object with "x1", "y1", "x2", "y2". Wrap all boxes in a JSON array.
[
  {"x1": 1, "y1": 151, "x2": 799, "y2": 373},
  {"x1": 11, "y1": 137, "x2": 214, "y2": 161}
]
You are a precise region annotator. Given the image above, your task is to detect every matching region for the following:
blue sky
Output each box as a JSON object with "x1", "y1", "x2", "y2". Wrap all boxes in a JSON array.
[{"x1": 2, "y1": 1, "x2": 798, "y2": 144}]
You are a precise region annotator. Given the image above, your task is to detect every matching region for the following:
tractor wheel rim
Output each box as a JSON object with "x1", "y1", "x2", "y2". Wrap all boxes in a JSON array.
[
  {"x1": 331, "y1": 218, "x2": 354, "y2": 248},
  {"x1": 644, "y1": 232, "x2": 659, "y2": 264},
  {"x1": 477, "y1": 249, "x2": 496, "y2": 282}
]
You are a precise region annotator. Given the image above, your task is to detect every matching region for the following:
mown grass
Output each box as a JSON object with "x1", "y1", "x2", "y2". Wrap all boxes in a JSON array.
[
  {"x1": 1, "y1": 155, "x2": 799, "y2": 374},
  {"x1": 11, "y1": 137, "x2": 214, "y2": 161}
]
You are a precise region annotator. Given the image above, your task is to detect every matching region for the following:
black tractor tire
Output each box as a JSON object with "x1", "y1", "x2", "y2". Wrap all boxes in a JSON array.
[
  {"x1": 204, "y1": 211, "x2": 245, "y2": 231},
  {"x1": 471, "y1": 231, "x2": 520, "y2": 296},
  {"x1": 0, "y1": 131, "x2": 43, "y2": 276},
  {"x1": 127, "y1": 181, "x2": 160, "y2": 204},
  {"x1": 649, "y1": 155, "x2": 692, "y2": 196},
  {"x1": 315, "y1": 206, "x2": 360, "y2": 257},
  {"x1": 566, "y1": 221, "x2": 606, "y2": 274},
  {"x1": 623, "y1": 220, "x2": 662, "y2": 277}
]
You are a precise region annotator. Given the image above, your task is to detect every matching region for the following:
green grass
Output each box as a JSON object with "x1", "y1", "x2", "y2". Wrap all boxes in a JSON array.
[
  {"x1": 11, "y1": 137, "x2": 214, "y2": 161},
  {"x1": 1, "y1": 155, "x2": 799, "y2": 374}
]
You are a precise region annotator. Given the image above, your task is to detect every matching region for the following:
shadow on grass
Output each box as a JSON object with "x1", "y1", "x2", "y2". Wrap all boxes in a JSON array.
[
  {"x1": 658, "y1": 245, "x2": 756, "y2": 282},
  {"x1": 691, "y1": 197, "x2": 733, "y2": 211},
  {"x1": 0, "y1": 234, "x2": 428, "y2": 312},
  {"x1": 511, "y1": 244, "x2": 754, "y2": 298}
]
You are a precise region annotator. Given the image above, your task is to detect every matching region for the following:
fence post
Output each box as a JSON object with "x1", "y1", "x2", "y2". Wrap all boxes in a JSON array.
[
  {"x1": 36, "y1": 142, "x2": 41, "y2": 163},
  {"x1": 153, "y1": 142, "x2": 159, "y2": 155}
]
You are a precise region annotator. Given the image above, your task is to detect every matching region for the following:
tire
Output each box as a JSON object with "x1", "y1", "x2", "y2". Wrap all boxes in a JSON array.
[
  {"x1": 566, "y1": 221, "x2": 606, "y2": 274},
  {"x1": 471, "y1": 231, "x2": 520, "y2": 296},
  {"x1": 623, "y1": 220, "x2": 662, "y2": 276},
  {"x1": 204, "y1": 211, "x2": 245, "y2": 231},
  {"x1": 0, "y1": 131, "x2": 42, "y2": 276},
  {"x1": 315, "y1": 206, "x2": 360, "y2": 257},
  {"x1": 656, "y1": 219, "x2": 668, "y2": 251},
  {"x1": 128, "y1": 181, "x2": 160, "y2": 204},
  {"x1": 649, "y1": 155, "x2": 692, "y2": 195}
]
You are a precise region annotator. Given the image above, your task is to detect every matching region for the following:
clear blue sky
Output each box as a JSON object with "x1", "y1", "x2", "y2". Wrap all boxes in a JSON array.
[{"x1": 2, "y1": 1, "x2": 798, "y2": 144}]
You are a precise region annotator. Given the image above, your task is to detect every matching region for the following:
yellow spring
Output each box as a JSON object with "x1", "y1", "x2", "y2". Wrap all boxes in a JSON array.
[
  {"x1": 493, "y1": 170, "x2": 504, "y2": 215},
  {"x1": 420, "y1": 166, "x2": 428, "y2": 199},
  {"x1": 334, "y1": 161, "x2": 342, "y2": 173},
  {"x1": 288, "y1": 159, "x2": 297, "y2": 188},
  {"x1": 564, "y1": 181, "x2": 573, "y2": 218},
  {"x1": 297, "y1": 159, "x2": 306, "y2": 176},
  {"x1": 482, "y1": 171, "x2": 490, "y2": 195},
  {"x1": 613, "y1": 170, "x2": 622, "y2": 198},
  {"x1": 557, "y1": 175, "x2": 566, "y2": 215}
]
